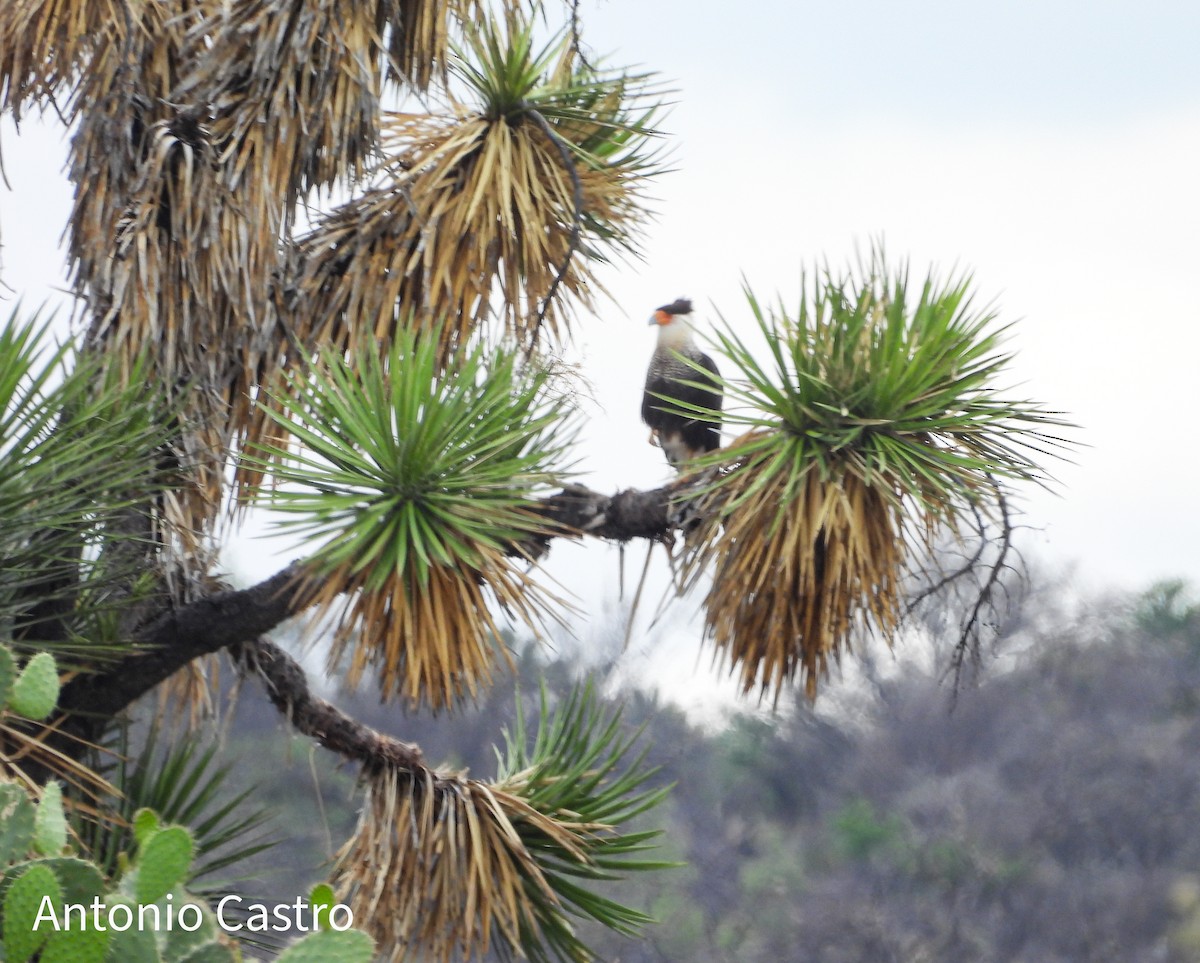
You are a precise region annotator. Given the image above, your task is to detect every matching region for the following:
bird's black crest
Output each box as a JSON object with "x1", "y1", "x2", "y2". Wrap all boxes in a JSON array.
[{"x1": 657, "y1": 298, "x2": 693, "y2": 316}]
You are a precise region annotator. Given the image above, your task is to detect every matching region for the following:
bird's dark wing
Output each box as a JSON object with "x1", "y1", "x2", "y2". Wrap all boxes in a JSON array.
[
  {"x1": 642, "y1": 353, "x2": 722, "y2": 461},
  {"x1": 679, "y1": 351, "x2": 722, "y2": 453},
  {"x1": 642, "y1": 372, "x2": 680, "y2": 431}
]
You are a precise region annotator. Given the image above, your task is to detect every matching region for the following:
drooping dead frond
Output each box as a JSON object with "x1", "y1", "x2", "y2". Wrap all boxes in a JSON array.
[
  {"x1": 59, "y1": 4, "x2": 228, "y2": 558},
  {"x1": 169, "y1": 0, "x2": 485, "y2": 211},
  {"x1": 65, "y1": 2, "x2": 292, "y2": 554},
  {"x1": 0, "y1": 0, "x2": 124, "y2": 118},
  {"x1": 289, "y1": 180, "x2": 438, "y2": 353},
  {"x1": 305, "y1": 549, "x2": 562, "y2": 710},
  {"x1": 153, "y1": 655, "x2": 222, "y2": 732},
  {"x1": 693, "y1": 438, "x2": 911, "y2": 700},
  {"x1": 0, "y1": 716, "x2": 116, "y2": 805},
  {"x1": 292, "y1": 107, "x2": 583, "y2": 359},
  {"x1": 335, "y1": 765, "x2": 565, "y2": 961},
  {"x1": 286, "y1": 8, "x2": 665, "y2": 365},
  {"x1": 384, "y1": 0, "x2": 483, "y2": 90},
  {"x1": 176, "y1": 0, "x2": 382, "y2": 210}
]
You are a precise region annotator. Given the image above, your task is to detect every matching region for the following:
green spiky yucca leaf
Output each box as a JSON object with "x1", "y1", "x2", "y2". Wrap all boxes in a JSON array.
[
  {"x1": 493, "y1": 681, "x2": 675, "y2": 963},
  {"x1": 0, "y1": 308, "x2": 170, "y2": 663},
  {"x1": 0, "y1": 309, "x2": 170, "y2": 800},
  {"x1": 448, "y1": 2, "x2": 669, "y2": 271},
  {"x1": 681, "y1": 253, "x2": 1073, "y2": 700},
  {"x1": 252, "y1": 326, "x2": 575, "y2": 709},
  {"x1": 74, "y1": 723, "x2": 277, "y2": 904},
  {"x1": 451, "y1": 4, "x2": 668, "y2": 176},
  {"x1": 333, "y1": 681, "x2": 671, "y2": 963}
]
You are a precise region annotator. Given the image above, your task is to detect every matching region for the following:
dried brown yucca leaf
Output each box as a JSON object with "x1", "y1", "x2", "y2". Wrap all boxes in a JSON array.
[
  {"x1": 334, "y1": 683, "x2": 667, "y2": 962},
  {"x1": 65, "y1": 1, "x2": 303, "y2": 549},
  {"x1": 292, "y1": 103, "x2": 641, "y2": 363},
  {"x1": 695, "y1": 437, "x2": 909, "y2": 701},
  {"x1": 307, "y1": 551, "x2": 560, "y2": 711},
  {"x1": 67, "y1": 1, "x2": 190, "y2": 310},
  {"x1": 289, "y1": 180, "x2": 435, "y2": 356},
  {"x1": 0, "y1": 0, "x2": 124, "y2": 118},
  {"x1": 287, "y1": 10, "x2": 666, "y2": 363},
  {"x1": 154, "y1": 654, "x2": 222, "y2": 732},
  {"x1": 385, "y1": 0, "x2": 482, "y2": 90},
  {"x1": 684, "y1": 262, "x2": 1073, "y2": 701},
  {"x1": 335, "y1": 766, "x2": 570, "y2": 962},
  {"x1": 176, "y1": 0, "x2": 381, "y2": 206},
  {"x1": 74, "y1": 100, "x2": 255, "y2": 548},
  {"x1": 294, "y1": 108, "x2": 586, "y2": 360},
  {"x1": 61, "y1": 4, "x2": 245, "y2": 559},
  {"x1": 1, "y1": 716, "x2": 117, "y2": 804}
]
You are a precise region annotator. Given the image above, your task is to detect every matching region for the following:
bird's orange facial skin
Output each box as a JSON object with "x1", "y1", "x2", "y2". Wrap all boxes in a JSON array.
[{"x1": 652, "y1": 309, "x2": 672, "y2": 326}]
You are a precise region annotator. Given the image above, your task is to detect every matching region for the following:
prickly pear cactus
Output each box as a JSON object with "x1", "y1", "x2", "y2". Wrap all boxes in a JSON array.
[
  {"x1": 276, "y1": 928, "x2": 375, "y2": 962},
  {"x1": 0, "y1": 642, "x2": 372, "y2": 962},
  {"x1": 0, "y1": 645, "x2": 14, "y2": 709},
  {"x1": 131, "y1": 824, "x2": 195, "y2": 906},
  {"x1": 2, "y1": 797, "x2": 374, "y2": 962},
  {"x1": 3, "y1": 862, "x2": 61, "y2": 963},
  {"x1": 0, "y1": 782, "x2": 36, "y2": 867},
  {"x1": 8, "y1": 651, "x2": 60, "y2": 721},
  {"x1": 34, "y1": 782, "x2": 67, "y2": 856}
]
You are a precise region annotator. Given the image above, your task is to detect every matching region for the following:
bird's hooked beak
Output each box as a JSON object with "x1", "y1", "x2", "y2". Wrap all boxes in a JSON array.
[{"x1": 648, "y1": 309, "x2": 671, "y2": 326}]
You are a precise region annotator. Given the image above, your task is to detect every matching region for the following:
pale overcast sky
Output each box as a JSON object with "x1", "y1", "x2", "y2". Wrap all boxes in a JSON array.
[{"x1": 2, "y1": 1, "x2": 1198, "y2": 709}]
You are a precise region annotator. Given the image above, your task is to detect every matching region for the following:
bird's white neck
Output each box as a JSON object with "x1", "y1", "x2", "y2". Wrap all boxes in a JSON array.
[{"x1": 656, "y1": 316, "x2": 696, "y2": 352}]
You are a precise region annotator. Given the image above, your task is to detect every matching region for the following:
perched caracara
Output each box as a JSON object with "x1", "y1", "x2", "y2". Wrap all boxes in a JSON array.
[{"x1": 642, "y1": 298, "x2": 722, "y2": 468}]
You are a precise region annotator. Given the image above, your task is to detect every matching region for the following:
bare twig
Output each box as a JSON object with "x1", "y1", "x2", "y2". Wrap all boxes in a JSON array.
[
  {"x1": 943, "y1": 477, "x2": 1017, "y2": 696},
  {"x1": 523, "y1": 107, "x2": 583, "y2": 337},
  {"x1": 903, "y1": 500, "x2": 990, "y2": 619},
  {"x1": 565, "y1": 0, "x2": 596, "y2": 72}
]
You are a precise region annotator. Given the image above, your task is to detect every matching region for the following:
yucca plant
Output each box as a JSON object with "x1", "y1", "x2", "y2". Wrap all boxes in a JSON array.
[
  {"x1": 680, "y1": 253, "x2": 1072, "y2": 700},
  {"x1": 333, "y1": 680, "x2": 671, "y2": 962},
  {"x1": 0, "y1": 308, "x2": 177, "y2": 800},
  {"x1": 65, "y1": 1, "x2": 250, "y2": 556},
  {"x1": 74, "y1": 723, "x2": 277, "y2": 895},
  {"x1": 491, "y1": 683, "x2": 674, "y2": 963},
  {"x1": 4, "y1": 4, "x2": 687, "y2": 962},
  {"x1": 289, "y1": 1, "x2": 666, "y2": 370},
  {"x1": 0, "y1": 309, "x2": 169, "y2": 662},
  {"x1": 252, "y1": 325, "x2": 575, "y2": 710},
  {"x1": 58, "y1": 0, "x2": 479, "y2": 548},
  {"x1": 170, "y1": 0, "x2": 471, "y2": 209}
]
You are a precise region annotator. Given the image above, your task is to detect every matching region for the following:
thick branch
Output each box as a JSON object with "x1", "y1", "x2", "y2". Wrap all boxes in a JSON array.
[
  {"x1": 529, "y1": 481, "x2": 678, "y2": 545},
  {"x1": 58, "y1": 561, "x2": 312, "y2": 723},
  {"x1": 232, "y1": 637, "x2": 425, "y2": 772},
  {"x1": 55, "y1": 479, "x2": 687, "y2": 736}
]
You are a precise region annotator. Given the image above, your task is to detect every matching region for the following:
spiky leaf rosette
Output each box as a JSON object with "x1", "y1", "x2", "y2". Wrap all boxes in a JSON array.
[
  {"x1": 287, "y1": 3, "x2": 665, "y2": 368},
  {"x1": 684, "y1": 256, "x2": 1072, "y2": 700},
  {"x1": 254, "y1": 327, "x2": 573, "y2": 710},
  {"x1": 0, "y1": 308, "x2": 173, "y2": 798},
  {"x1": 333, "y1": 682, "x2": 670, "y2": 962},
  {"x1": 74, "y1": 724, "x2": 276, "y2": 906},
  {"x1": 0, "y1": 309, "x2": 171, "y2": 660}
]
